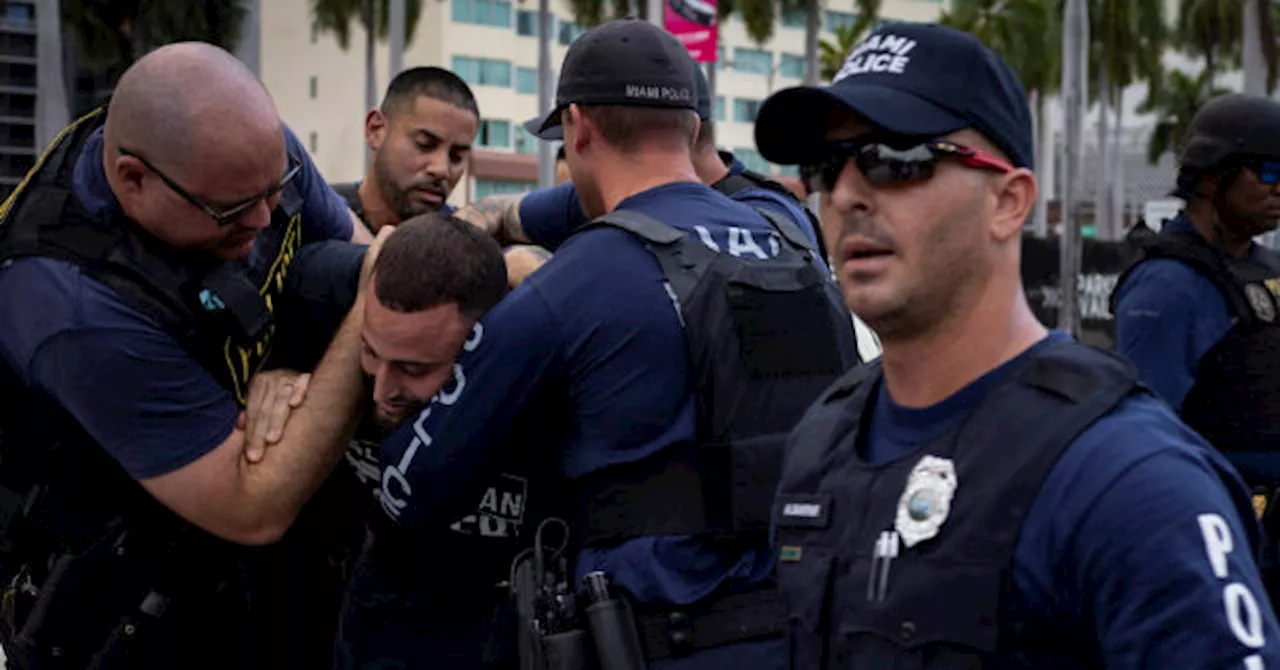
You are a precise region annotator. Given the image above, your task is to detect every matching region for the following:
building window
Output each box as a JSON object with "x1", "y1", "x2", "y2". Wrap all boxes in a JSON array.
[
  {"x1": 2, "y1": 3, "x2": 34, "y2": 29},
  {"x1": 825, "y1": 10, "x2": 857, "y2": 33},
  {"x1": 733, "y1": 48, "x2": 772, "y2": 75},
  {"x1": 309, "y1": 76, "x2": 318, "y2": 99},
  {"x1": 780, "y1": 8, "x2": 806, "y2": 28},
  {"x1": 516, "y1": 10, "x2": 551, "y2": 36},
  {"x1": 453, "y1": 0, "x2": 513, "y2": 28},
  {"x1": 775, "y1": 164, "x2": 800, "y2": 177},
  {"x1": 516, "y1": 67, "x2": 538, "y2": 94},
  {"x1": 735, "y1": 148, "x2": 769, "y2": 173},
  {"x1": 475, "y1": 179, "x2": 536, "y2": 199},
  {"x1": 779, "y1": 54, "x2": 805, "y2": 79},
  {"x1": 559, "y1": 22, "x2": 587, "y2": 45},
  {"x1": 309, "y1": 132, "x2": 318, "y2": 153},
  {"x1": 716, "y1": 45, "x2": 726, "y2": 70},
  {"x1": 311, "y1": 22, "x2": 319, "y2": 44},
  {"x1": 516, "y1": 126, "x2": 540, "y2": 155},
  {"x1": 452, "y1": 56, "x2": 513, "y2": 87},
  {"x1": 714, "y1": 96, "x2": 725, "y2": 122},
  {"x1": 479, "y1": 119, "x2": 511, "y2": 148},
  {"x1": 733, "y1": 98, "x2": 761, "y2": 123}
]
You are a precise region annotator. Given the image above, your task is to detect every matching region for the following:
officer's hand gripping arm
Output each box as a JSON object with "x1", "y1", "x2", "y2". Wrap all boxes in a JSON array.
[{"x1": 135, "y1": 239, "x2": 390, "y2": 546}]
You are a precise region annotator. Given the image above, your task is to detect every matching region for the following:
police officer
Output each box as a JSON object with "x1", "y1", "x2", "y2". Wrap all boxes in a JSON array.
[
  {"x1": 756, "y1": 23, "x2": 1280, "y2": 667},
  {"x1": 1113, "y1": 93, "x2": 1280, "y2": 493},
  {"x1": 0, "y1": 43, "x2": 373, "y2": 668},
  {"x1": 333, "y1": 66, "x2": 550, "y2": 287},
  {"x1": 462, "y1": 64, "x2": 828, "y2": 277},
  {"x1": 365, "y1": 19, "x2": 858, "y2": 669}
]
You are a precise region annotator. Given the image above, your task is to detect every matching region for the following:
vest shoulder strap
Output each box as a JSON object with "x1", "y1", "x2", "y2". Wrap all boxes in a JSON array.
[
  {"x1": 1131, "y1": 230, "x2": 1256, "y2": 321},
  {"x1": 330, "y1": 181, "x2": 365, "y2": 223}
]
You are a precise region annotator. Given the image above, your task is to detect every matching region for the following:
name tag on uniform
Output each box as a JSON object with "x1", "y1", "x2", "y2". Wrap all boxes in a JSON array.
[{"x1": 775, "y1": 493, "x2": 832, "y2": 529}]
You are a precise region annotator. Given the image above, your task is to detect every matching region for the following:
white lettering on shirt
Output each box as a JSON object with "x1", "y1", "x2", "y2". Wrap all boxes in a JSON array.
[{"x1": 1197, "y1": 513, "x2": 1267, "y2": 666}]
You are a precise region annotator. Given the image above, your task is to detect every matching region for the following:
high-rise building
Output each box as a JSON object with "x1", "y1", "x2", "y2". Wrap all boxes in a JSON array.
[
  {"x1": 251, "y1": 0, "x2": 948, "y2": 208},
  {"x1": 0, "y1": 0, "x2": 38, "y2": 202}
]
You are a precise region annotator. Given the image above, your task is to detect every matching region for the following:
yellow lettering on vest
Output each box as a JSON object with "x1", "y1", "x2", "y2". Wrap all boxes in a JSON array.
[{"x1": 223, "y1": 213, "x2": 304, "y2": 405}]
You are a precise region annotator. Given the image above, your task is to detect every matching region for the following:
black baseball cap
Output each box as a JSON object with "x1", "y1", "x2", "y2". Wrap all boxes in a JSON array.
[
  {"x1": 525, "y1": 18, "x2": 698, "y2": 140},
  {"x1": 754, "y1": 22, "x2": 1033, "y2": 169},
  {"x1": 525, "y1": 58, "x2": 711, "y2": 141}
]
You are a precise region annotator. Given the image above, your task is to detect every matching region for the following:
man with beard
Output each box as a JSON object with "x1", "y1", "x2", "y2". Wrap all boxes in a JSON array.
[
  {"x1": 333, "y1": 67, "x2": 474, "y2": 228},
  {"x1": 334, "y1": 67, "x2": 550, "y2": 288},
  {"x1": 266, "y1": 214, "x2": 520, "y2": 667}
]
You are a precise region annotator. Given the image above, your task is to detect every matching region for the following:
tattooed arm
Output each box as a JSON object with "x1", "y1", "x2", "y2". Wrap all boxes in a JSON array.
[
  {"x1": 454, "y1": 194, "x2": 531, "y2": 246},
  {"x1": 503, "y1": 244, "x2": 554, "y2": 288}
]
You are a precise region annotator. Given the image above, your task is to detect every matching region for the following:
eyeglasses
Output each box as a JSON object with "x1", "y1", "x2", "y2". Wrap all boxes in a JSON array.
[
  {"x1": 118, "y1": 147, "x2": 302, "y2": 226},
  {"x1": 1245, "y1": 158, "x2": 1280, "y2": 186},
  {"x1": 805, "y1": 137, "x2": 1014, "y2": 193}
]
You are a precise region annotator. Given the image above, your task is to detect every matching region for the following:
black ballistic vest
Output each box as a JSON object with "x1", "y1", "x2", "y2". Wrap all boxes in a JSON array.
[
  {"x1": 331, "y1": 181, "x2": 366, "y2": 227},
  {"x1": 0, "y1": 106, "x2": 308, "y2": 666},
  {"x1": 571, "y1": 209, "x2": 860, "y2": 546},
  {"x1": 774, "y1": 340, "x2": 1139, "y2": 669},
  {"x1": 711, "y1": 167, "x2": 830, "y2": 263},
  {"x1": 1113, "y1": 228, "x2": 1280, "y2": 482}
]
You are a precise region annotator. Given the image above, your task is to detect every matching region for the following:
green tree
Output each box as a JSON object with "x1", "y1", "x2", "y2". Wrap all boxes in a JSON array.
[
  {"x1": 1139, "y1": 66, "x2": 1229, "y2": 165},
  {"x1": 62, "y1": 0, "x2": 246, "y2": 73},
  {"x1": 939, "y1": 0, "x2": 1059, "y2": 235},
  {"x1": 310, "y1": 0, "x2": 424, "y2": 114},
  {"x1": 818, "y1": 1, "x2": 882, "y2": 82},
  {"x1": 1089, "y1": 0, "x2": 1167, "y2": 238}
]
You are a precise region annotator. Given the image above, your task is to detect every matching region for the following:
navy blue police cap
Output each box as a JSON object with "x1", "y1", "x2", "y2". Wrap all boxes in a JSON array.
[
  {"x1": 525, "y1": 18, "x2": 699, "y2": 141},
  {"x1": 524, "y1": 63, "x2": 711, "y2": 141},
  {"x1": 754, "y1": 22, "x2": 1034, "y2": 169}
]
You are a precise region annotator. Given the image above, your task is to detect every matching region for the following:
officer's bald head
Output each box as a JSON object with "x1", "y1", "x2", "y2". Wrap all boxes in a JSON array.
[
  {"x1": 105, "y1": 42, "x2": 280, "y2": 169},
  {"x1": 104, "y1": 42, "x2": 288, "y2": 261}
]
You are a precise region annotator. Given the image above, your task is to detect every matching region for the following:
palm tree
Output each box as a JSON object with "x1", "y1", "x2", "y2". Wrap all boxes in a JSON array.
[
  {"x1": 62, "y1": 0, "x2": 246, "y2": 74},
  {"x1": 817, "y1": 4, "x2": 882, "y2": 82},
  {"x1": 310, "y1": 0, "x2": 423, "y2": 115},
  {"x1": 1139, "y1": 66, "x2": 1229, "y2": 165},
  {"x1": 1089, "y1": 0, "x2": 1166, "y2": 239},
  {"x1": 1174, "y1": 0, "x2": 1266, "y2": 89},
  {"x1": 938, "y1": 0, "x2": 1059, "y2": 236}
]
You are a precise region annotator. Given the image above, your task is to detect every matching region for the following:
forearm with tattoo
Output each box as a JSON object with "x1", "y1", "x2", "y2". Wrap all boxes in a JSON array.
[{"x1": 455, "y1": 194, "x2": 530, "y2": 246}]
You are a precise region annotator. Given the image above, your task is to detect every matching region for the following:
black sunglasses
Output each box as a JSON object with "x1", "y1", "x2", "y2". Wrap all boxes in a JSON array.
[
  {"x1": 805, "y1": 137, "x2": 1014, "y2": 193},
  {"x1": 118, "y1": 147, "x2": 302, "y2": 227}
]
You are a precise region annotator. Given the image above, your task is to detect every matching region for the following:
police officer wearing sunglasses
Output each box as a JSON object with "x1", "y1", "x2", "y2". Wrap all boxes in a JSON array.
[
  {"x1": 756, "y1": 22, "x2": 1280, "y2": 667},
  {"x1": 1113, "y1": 94, "x2": 1280, "y2": 604},
  {"x1": 0, "y1": 43, "x2": 374, "y2": 668}
]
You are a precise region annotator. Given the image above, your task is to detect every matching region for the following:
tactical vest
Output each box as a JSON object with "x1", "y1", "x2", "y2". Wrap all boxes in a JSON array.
[
  {"x1": 571, "y1": 209, "x2": 860, "y2": 546},
  {"x1": 712, "y1": 169, "x2": 830, "y2": 263},
  {"x1": 0, "y1": 106, "x2": 309, "y2": 666},
  {"x1": 1112, "y1": 229, "x2": 1280, "y2": 482},
  {"x1": 773, "y1": 340, "x2": 1139, "y2": 669},
  {"x1": 331, "y1": 181, "x2": 366, "y2": 227}
]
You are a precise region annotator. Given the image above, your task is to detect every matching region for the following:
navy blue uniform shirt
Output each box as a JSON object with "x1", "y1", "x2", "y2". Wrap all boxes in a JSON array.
[
  {"x1": 375, "y1": 181, "x2": 793, "y2": 605},
  {"x1": 518, "y1": 152, "x2": 821, "y2": 255},
  {"x1": 0, "y1": 125, "x2": 354, "y2": 480},
  {"x1": 859, "y1": 332, "x2": 1280, "y2": 666}
]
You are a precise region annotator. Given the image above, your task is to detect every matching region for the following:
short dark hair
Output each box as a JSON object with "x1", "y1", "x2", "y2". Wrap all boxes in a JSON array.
[
  {"x1": 381, "y1": 66, "x2": 480, "y2": 120},
  {"x1": 372, "y1": 213, "x2": 507, "y2": 318},
  {"x1": 695, "y1": 119, "x2": 716, "y2": 150},
  {"x1": 576, "y1": 106, "x2": 698, "y2": 153},
  {"x1": 556, "y1": 145, "x2": 566, "y2": 162}
]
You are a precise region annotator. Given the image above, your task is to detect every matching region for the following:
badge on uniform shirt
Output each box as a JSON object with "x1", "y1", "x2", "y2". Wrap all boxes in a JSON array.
[
  {"x1": 1245, "y1": 283, "x2": 1277, "y2": 323},
  {"x1": 894, "y1": 455, "x2": 958, "y2": 548}
]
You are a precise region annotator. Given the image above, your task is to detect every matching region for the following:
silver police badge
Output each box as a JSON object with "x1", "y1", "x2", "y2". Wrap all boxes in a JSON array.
[
  {"x1": 1246, "y1": 283, "x2": 1277, "y2": 323},
  {"x1": 894, "y1": 455, "x2": 958, "y2": 548}
]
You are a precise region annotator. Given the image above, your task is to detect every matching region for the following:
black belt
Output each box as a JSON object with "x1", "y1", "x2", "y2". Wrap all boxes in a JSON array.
[{"x1": 635, "y1": 588, "x2": 787, "y2": 660}]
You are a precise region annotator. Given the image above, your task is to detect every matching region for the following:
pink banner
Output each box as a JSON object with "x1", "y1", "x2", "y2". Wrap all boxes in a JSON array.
[{"x1": 663, "y1": 0, "x2": 718, "y2": 63}]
